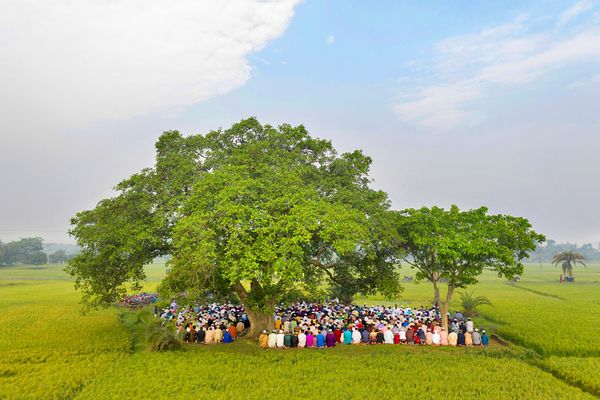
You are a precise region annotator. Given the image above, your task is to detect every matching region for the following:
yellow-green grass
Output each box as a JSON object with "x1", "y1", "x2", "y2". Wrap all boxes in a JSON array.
[
  {"x1": 470, "y1": 265, "x2": 600, "y2": 357},
  {"x1": 0, "y1": 266, "x2": 130, "y2": 400},
  {"x1": 1, "y1": 262, "x2": 600, "y2": 399},
  {"x1": 538, "y1": 357, "x2": 600, "y2": 395},
  {"x1": 75, "y1": 342, "x2": 595, "y2": 400},
  {"x1": 383, "y1": 264, "x2": 600, "y2": 357}
]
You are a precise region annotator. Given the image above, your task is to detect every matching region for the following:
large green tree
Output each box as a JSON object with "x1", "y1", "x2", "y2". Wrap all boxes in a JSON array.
[
  {"x1": 67, "y1": 118, "x2": 401, "y2": 336},
  {"x1": 0, "y1": 237, "x2": 45, "y2": 266},
  {"x1": 396, "y1": 205, "x2": 544, "y2": 330}
]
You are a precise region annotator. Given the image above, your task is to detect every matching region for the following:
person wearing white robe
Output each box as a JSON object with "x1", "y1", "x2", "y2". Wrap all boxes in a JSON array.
[
  {"x1": 297, "y1": 331, "x2": 307, "y2": 348},
  {"x1": 352, "y1": 328, "x2": 362, "y2": 344}
]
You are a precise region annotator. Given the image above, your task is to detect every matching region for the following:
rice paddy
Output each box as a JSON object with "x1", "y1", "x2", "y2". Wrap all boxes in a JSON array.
[{"x1": 1, "y1": 263, "x2": 599, "y2": 399}]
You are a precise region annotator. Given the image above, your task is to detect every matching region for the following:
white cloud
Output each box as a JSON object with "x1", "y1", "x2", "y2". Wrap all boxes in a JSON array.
[
  {"x1": 477, "y1": 30, "x2": 600, "y2": 84},
  {"x1": 326, "y1": 35, "x2": 335, "y2": 45},
  {"x1": 394, "y1": 81, "x2": 482, "y2": 130},
  {"x1": 557, "y1": 0, "x2": 595, "y2": 27},
  {"x1": 394, "y1": 7, "x2": 600, "y2": 131},
  {"x1": 567, "y1": 73, "x2": 600, "y2": 88},
  {"x1": 0, "y1": 0, "x2": 301, "y2": 138}
]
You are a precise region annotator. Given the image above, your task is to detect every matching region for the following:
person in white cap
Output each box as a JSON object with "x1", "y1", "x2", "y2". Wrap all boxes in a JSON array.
[
  {"x1": 276, "y1": 330, "x2": 285, "y2": 348},
  {"x1": 399, "y1": 327, "x2": 407, "y2": 344},
  {"x1": 352, "y1": 328, "x2": 361, "y2": 344},
  {"x1": 268, "y1": 330, "x2": 277, "y2": 348},
  {"x1": 205, "y1": 326, "x2": 215, "y2": 344},
  {"x1": 259, "y1": 330, "x2": 269, "y2": 349},
  {"x1": 472, "y1": 328, "x2": 482, "y2": 346},
  {"x1": 466, "y1": 317, "x2": 474, "y2": 333},
  {"x1": 384, "y1": 327, "x2": 394, "y2": 344},
  {"x1": 448, "y1": 330, "x2": 458, "y2": 346},
  {"x1": 432, "y1": 329, "x2": 441, "y2": 345},
  {"x1": 481, "y1": 330, "x2": 489, "y2": 347},
  {"x1": 298, "y1": 330, "x2": 307, "y2": 348}
]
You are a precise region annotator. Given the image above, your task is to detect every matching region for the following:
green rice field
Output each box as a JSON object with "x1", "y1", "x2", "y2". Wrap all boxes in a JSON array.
[{"x1": 1, "y1": 263, "x2": 599, "y2": 399}]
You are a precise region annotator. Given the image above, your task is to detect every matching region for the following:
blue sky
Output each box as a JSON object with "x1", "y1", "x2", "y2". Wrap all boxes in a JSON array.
[{"x1": 1, "y1": 0, "x2": 599, "y2": 245}]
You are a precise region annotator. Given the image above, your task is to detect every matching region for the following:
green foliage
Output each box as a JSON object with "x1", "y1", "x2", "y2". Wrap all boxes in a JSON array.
[
  {"x1": 145, "y1": 324, "x2": 182, "y2": 352},
  {"x1": 396, "y1": 205, "x2": 545, "y2": 328},
  {"x1": 23, "y1": 250, "x2": 47, "y2": 265},
  {"x1": 68, "y1": 118, "x2": 401, "y2": 333},
  {"x1": 531, "y1": 240, "x2": 600, "y2": 262},
  {"x1": 459, "y1": 290, "x2": 492, "y2": 317},
  {"x1": 49, "y1": 249, "x2": 72, "y2": 263},
  {"x1": 0, "y1": 237, "x2": 46, "y2": 266},
  {"x1": 552, "y1": 251, "x2": 586, "y2": 278}
]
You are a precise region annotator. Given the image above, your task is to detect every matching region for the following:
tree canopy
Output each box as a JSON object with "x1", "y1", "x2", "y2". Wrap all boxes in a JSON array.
[
  {"x1": 396, "y1": 205, "x2": 545, "y2": 329},
  {"x1": 0, "y1": 237, "x2": 46, "y2": 266},
  {"x1": 67, "y1": 118, "x2": 402, "y2": 335}
]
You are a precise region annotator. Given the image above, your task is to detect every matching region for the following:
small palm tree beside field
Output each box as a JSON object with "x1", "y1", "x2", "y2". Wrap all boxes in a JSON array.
[
  {"x1": 552, "y1": 251, "x2": 586, "y2": 279},
  {"x1": 459, "y1": 290, "x2": 493, "y2": 317}
]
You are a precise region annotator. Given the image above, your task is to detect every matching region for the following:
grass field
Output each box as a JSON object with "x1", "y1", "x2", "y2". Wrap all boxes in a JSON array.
[{"x1": 1, "y1": 262, "x2": 599, "y2": 399}]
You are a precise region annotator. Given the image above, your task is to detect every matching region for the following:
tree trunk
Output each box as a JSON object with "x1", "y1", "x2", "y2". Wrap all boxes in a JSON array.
[
  {"x1": 432, "y1": 280, "x2": 440, "y2": 310},
  {"x1": 245, "y1": 307, "x2": 273, "y2": 338},
  {"x1": 441, "y1": 284, "x2": 456, "y2": 332},
  {"x1": 341, "y1": 293, "x2": 353, "y2": 305},
  {"x1": 231, "y1": 280, "x2": 273, "y2": 339},
  {"x1": 440, "y1": 301, "x2": 449, "y2": 331}
]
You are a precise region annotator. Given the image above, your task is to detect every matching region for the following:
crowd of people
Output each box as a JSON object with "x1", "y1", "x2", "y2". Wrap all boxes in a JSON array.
[
  {"x1": 156, "y1": 300, "x2": 249, "y2": 344},
  {"x1": 155, "y1": 300, "x2": 490, "y2": 348},
  {"x1": 258, "y1": 302, "x2": 489, "y2": 349},
  {"x1": 118, "y1": 292, "x2": 158, "y2": 308}
]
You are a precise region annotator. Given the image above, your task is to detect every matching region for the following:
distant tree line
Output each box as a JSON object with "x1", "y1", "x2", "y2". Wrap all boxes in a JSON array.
[
  {"x1": 0, "y1": 237, "x2": 77, "y2": 266},
  {"x1": 530, "y1": 240, "x2": 600, "y2": 262}
]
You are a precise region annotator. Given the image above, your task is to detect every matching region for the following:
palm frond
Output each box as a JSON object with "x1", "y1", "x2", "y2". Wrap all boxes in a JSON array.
[{"x1": 459, "y1": 290, "x2": 493, "y2": 317}]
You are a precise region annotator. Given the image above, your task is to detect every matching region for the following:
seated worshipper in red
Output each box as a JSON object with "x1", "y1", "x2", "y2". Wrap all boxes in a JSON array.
[
  {"x1": 228, "y1": 323, "x2": 237, "y2": 340},
  {"x1": 334, "y1": 327, "x2": 342, "y2": 343},
  {"x1": 413, "y1": 331, "x2": 421, "y2": 345}
]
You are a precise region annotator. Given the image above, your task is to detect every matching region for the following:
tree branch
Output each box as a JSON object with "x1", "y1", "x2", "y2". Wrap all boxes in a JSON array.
[
  {"x1": 231, "y1": 281, "x2": 248, "y2": 302},
  {"x1": 311, "y1": 259, "x2": 343, "y2": 285}
]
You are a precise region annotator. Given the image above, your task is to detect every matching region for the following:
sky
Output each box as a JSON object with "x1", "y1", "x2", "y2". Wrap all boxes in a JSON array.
[{"x1": 1, "y1": 0, "x2": 599, "y2": 246}]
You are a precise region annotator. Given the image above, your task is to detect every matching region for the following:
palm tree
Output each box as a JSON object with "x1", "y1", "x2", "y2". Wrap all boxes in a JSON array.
[
  {"x1": 459, "y1": 290, "x2": 492, "y2": 317},
  {"x1": 552, "y1": 251, "x2": 586, "y2": 278}
]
